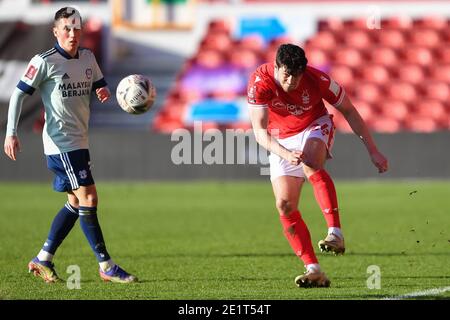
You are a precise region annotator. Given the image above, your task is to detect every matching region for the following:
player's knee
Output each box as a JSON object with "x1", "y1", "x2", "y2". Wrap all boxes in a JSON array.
[
  {"x1": 83, "y1": 194, "x2": 98, "y2": 207},
  {"x1": 276, "y1": 199, "x2": 292, "y2": 215},
  {"x1": 303, "y1": 162, "x2": 323, "y2": 177},
  {"x1": 285, "y1": 225, "x2": 295, "y2": 235},
  {"x1": 69, "y1": 199, "x2": 79, "y2": 208}
]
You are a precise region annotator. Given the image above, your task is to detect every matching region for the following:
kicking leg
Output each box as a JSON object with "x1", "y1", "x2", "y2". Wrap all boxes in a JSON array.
[{"x1": 303, "y1": 137, "x2": 345, "y2": 255}]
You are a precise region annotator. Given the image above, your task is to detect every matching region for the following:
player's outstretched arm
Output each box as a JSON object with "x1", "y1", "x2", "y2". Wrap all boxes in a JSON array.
[
  {"x1": 335, "y1": 95, "x2": 388, "y2": 173},
  {"x1": 4, "y1": 88, "x2": 27, "y2": 161},
  {"x1": 249, "y1": 106, "x2": 302, "y2": 166},
  {"x1": 96, "y1": 86, "x2": 111, "y2": 103}
]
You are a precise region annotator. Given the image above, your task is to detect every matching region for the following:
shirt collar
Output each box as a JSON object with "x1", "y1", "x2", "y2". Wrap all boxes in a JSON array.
[{"x1": 54, "y1": 42, "x2": 79, "y2": 60}]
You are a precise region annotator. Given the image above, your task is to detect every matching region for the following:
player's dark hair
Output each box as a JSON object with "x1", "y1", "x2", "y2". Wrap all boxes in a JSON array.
[
  {"x1": 54, "y1": 7, "x2": 82, "y2": 25},
  {"x1": 276, "y1": 44, "x2": 308, "y2": 76}
]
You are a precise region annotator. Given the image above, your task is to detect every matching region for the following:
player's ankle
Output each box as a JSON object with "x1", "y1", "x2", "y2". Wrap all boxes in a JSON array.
[
  {"x1": 328, "y1": 227, "x2": 343, "y2": 239},
  {"x1": 306, "y1": 263, "x2": 321, "y2": 273}
]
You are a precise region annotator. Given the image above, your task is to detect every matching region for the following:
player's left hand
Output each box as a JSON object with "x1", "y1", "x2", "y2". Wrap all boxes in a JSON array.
[
  {"x1": 287, "y1": 150, "x2": 303, "y2": 166},
  {"x1": 370, "y1": 151, "x2": 388, "y2": 173},
  {"x1": 96, "y1": 87, "x2": 111, "y2": 103}
]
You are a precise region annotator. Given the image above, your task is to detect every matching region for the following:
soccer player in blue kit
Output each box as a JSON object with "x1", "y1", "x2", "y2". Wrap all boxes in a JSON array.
[{"x1": 4, "y1": 7, "x2": 137, "y2": 283}]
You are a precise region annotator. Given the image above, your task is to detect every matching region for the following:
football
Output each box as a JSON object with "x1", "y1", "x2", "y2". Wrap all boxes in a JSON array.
[{"x1": 116, "y1": 74, "x2": 156, "y2": 114}]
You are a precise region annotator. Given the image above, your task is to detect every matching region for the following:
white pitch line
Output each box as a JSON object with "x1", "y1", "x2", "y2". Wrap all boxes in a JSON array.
[{"x1": 384, "y1": 286, "x2": 450, "y2": 300}]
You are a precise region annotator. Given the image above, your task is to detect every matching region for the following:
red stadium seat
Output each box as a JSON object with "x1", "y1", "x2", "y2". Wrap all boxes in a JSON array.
[
  {"x1": 385, "y1": 82, "x2": 417, "y2": 103},
  {"x1": 306, "y1": 47, "x2": 329, "y2": 69},
  {"x1": 369, "y1": 47, "x2": 398, "y2": 67},
  {"x1": 333, "y1": 47, "x2": 363, "y2": 67},
  {"x1": 360, "y1": 64, "x2": 390, "y2": 84},
  {"x1": 414, "y1": 99, "x2": 447, "y2": 121},
  {"x1": 378, "y1": 99, "x2": 409, "y2": 121},
  {"x1": 403, "y1": 47, "x2": 433, "y2": 66},
  {"x1": 442, "y1": 28, "x2": 450, "y2": 43},
  {"x1": 435, "y1": 46, "x2": 450, "y2": 64},
  {"x1": 200, "y1": 32, "x2": 233, "y2": 52},
  {"x1": 307, "y1": 31, "x2": 337, "y2": 50},
  {"x1": 429, "y1": 64, "x2": 450, "y2": 82},
  {"x1": 263, "y1": 48, "x2": 277, "y2": 64},
  {"x1": 421, "y1": 81, "x2": 450, "y2": 102},
  {"x1": 163, "y1": 101, "x2": 188, "y2": 121},
  {"x1": 329, "y1": 65, "x2": 354, "y2": 87},
  {"x1": 343, "y1": 17, "x2": 369, "y2": 30},
  {"x1": 404, "y1": 117, "x2": 439, "y2": 132},
  {"x1": 327, "y1": 109, "x2": 353, "y2": 133},
  {"x1": 343, "y1": 30, "x2": 372, "y2": 49},
  {"x1": 207, "y1": 18, "x2": 233, "y2": 35},
  {"x1": 408, "y1": 29, "x2": 441, "y2": 48},
  {"x1": 318, "y1": 17, "x2": 344, "y2": 32},
  {"x1": 228, "y1": 48, "x2": 260, "y2": 69},
  {"x1": 370, "y1": 118, "x2": 402, "y2": 133},
  {"x1": 376, "y1": 29, "x2": 405, "y2": 49},
  {"x1": 237, "y1": 34, "x2": 265, "y2": 52},
  {"x1": 171, "y1": 85, "x2": 203, "y2": 103},
  {"x1": 413, "y1": 16, "x2": 448, "y2": 30},
  {"x1": 209, "y1": 89, "x2": 239, "y2": 100},
  {"x1": 396, "y1": 64, "x2": 425, "y2": 85},
  {"x1": 152, "y1": 117, "x2": 184, "y2": 133},
  {"x1": 353, "y1": 82, "x2": 381, "y2": 103},
  {"x1": 195, "y1": 49, "x2": 225, "y2": 69},
  {"x1": 353, "y1": 99, "x2": 377, "y2": 121},
  {"x1": 381, "y1": 16, "x2": 412, "y2": 29}
]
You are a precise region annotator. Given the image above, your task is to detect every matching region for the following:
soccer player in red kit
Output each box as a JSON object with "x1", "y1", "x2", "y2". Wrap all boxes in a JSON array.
[{"x1": 248, "y1": 44, "x2": 388, "y2": 288}]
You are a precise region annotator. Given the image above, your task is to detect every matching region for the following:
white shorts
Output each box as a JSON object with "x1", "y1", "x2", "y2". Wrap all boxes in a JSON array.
[{"x1": 269, "y1": 114, "x2": 335, "y2": 182}]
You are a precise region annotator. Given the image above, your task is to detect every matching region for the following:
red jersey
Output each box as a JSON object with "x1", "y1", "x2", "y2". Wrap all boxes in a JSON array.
[{"x1": 247, "y1": 63, "x2": 345, "y2": 138}]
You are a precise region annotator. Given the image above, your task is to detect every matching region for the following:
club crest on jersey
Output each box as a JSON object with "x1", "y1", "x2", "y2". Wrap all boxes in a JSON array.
[
  {"x1": 301, "y1": 90, "x2": 310, "y2": 104},
  {"x1": 25, "y1": 65, "x2": 37, "y2": 80},
  {"x1": 85, "y1": 68, "x2": 92, "y2": 79}
]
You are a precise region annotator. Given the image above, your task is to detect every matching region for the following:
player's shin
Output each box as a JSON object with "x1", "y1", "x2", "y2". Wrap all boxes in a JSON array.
[
  {"x1": 38, "y1": 202, "x2": 79, "y2": 261},
  {"x1": 308, "y1": 169, "x2": 341, "y2": 231},
  {"x1": 79, "y1": 206, "x2": 111, "y2": 264},
  {"x1": 279, "y1": 210, "x2": 318, "y2": 265}
]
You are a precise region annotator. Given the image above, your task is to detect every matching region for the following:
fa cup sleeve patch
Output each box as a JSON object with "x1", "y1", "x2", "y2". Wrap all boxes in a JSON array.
[{"x1": 25, "y1": 65, "x2": 37, "y2": 80}]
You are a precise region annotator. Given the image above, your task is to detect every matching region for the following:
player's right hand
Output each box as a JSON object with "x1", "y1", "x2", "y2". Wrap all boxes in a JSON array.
[
  {"x1": 287, "y1": 150, "x2": 303, "y2": 166},
  {"x1": 370, "y1": 150, "x2": 388, "y2": 173},
  {"x1": 4, "y1": 135, "x2": 21, "y2": 161}
]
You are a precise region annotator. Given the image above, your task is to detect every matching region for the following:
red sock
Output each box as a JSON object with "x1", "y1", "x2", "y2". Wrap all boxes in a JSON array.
[
  {"x1": 279, "y1": 210, "x2": 318, "y2": 265},
  {"x1": 308, "y1": 169, "x2": 341, "y2": 228}
]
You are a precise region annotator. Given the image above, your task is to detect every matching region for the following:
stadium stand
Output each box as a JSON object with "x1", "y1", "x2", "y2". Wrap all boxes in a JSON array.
[{"x1": 154, "y1": 15, "x2": 450, "y2": 133}]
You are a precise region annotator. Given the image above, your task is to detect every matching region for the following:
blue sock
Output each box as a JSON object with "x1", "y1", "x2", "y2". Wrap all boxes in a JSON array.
[
  {"x1": 43, "y1": 202, "x2": 79, "y2": 254},
  {"x1": 79, "y1": 206, "x2": 111, "y2": 262}
]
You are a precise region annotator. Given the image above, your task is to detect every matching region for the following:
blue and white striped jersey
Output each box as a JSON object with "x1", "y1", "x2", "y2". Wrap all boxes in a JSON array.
[{"x1": 13, "y1": 43, "x2": 107, "y2": 155}]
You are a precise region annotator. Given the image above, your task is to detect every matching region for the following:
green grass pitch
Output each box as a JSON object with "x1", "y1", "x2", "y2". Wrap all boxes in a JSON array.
[{"x1": 0, "y1": 180, "x2": 449, "y2": 300}]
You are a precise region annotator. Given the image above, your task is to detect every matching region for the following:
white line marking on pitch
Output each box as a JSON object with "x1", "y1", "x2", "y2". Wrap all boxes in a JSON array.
[{"x1": 384, "y1": 286, "x2": 450, "y2": 300}]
